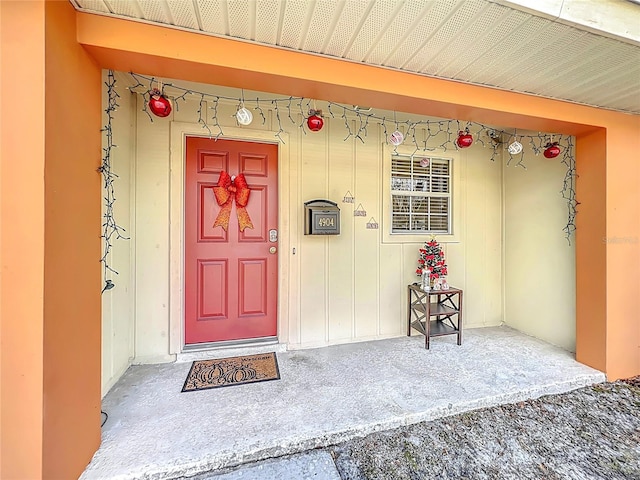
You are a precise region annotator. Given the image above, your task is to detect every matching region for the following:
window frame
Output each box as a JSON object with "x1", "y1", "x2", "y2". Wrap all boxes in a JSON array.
[{"x1": 382, "y1": 144, "x2": 460, "y2": 244}]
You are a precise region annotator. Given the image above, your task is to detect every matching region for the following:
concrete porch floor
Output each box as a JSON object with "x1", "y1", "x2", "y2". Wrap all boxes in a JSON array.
[{"x1": 82, "y1": 327, "x2": 604, "y2": 480}]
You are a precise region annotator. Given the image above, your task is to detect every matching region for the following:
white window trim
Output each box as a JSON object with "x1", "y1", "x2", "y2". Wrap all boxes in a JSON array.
[{"x1": 382, "y1": 144, "x2": 461, "y2": 244}]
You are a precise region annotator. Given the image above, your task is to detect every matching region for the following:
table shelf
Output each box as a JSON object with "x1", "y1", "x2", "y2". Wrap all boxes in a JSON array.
[
  {"x1": 410, "y1": 319, "x2": 458, "y2": 337},
  {"x1": 410, "y1": 303, "x2": 459, "y2": 316},
  {"x1": 407, "y1": 284, "x2": 463, "y2": 349}
]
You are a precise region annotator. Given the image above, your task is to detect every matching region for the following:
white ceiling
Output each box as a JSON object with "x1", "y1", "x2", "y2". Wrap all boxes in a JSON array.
[{"x1": 71, "y1": 0, "x2": 640, "y2": 114}]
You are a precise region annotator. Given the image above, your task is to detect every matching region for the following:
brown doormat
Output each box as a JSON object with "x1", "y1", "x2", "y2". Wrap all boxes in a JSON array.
[{"x1": 181, "y1": 352, "x2": 280, "y2": 392}]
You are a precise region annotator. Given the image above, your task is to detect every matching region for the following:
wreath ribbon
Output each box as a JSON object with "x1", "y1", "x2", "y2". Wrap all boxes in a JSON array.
[{"x1": 212, "y1": 171, "x2": 253, "y2": 231}]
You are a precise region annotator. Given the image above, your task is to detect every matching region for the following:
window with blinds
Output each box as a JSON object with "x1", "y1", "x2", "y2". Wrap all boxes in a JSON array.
[{"x1": 390, "y1": 155, "x2": 451, "y2": 234}]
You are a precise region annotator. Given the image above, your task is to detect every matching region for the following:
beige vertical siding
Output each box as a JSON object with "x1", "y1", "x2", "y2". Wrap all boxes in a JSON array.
[
  {"x1": 101, "y1": 72, "x2": 135, "y2": 396},
  {"x1": 102, "y1": 78, "x2": 572, "y2": 371},
  {"x1": 127, "y1": 83, "x2": 506, "y2": 359},
  {"x1": 503, "y1": 138, "x2": 576, "y2": 352}
]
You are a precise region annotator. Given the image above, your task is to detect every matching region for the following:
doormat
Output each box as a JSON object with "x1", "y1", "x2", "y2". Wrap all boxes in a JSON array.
[{"x1": 181, "y1": 352, "x2": 280, "y2": 392}]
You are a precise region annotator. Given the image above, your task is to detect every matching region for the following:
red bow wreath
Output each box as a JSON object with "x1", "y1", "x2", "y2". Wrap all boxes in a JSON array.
[{"x1": 212, "y1": 171, "x2": 254, "y2": 231}]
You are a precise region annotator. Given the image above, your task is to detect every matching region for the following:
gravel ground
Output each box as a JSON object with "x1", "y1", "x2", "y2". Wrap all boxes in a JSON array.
[{"x1": 330, "y1": 379, "x2": 640, "y2": 480}]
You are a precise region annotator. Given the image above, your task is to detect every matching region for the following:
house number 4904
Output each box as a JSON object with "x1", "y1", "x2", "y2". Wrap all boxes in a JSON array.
[{"x1": 318, "y1": 217, "x2": 335, "y2": 227}]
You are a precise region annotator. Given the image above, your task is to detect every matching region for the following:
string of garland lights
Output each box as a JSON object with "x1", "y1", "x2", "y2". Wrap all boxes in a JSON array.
[
  {"x1": 560, "y1": 136, "x2": 578, "y2": 240},
  {"x1": 100, "y1": 70, "x2": 129, "y2": 293},
  {"x1": 124, "y1": 71, "x2": 578, "y2": 242}
]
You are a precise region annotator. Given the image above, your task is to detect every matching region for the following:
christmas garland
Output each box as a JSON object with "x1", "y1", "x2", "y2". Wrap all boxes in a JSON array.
[{"x1": 122, "y1": 71, "x2": 578, "y2": 243}]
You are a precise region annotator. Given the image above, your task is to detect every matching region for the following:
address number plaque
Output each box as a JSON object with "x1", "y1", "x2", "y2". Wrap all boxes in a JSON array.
[{"x1": 304, "y1": 199, "x2": 341, "y2": 235}]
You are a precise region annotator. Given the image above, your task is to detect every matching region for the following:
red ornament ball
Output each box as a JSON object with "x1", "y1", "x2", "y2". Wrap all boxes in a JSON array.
[
  {"x1": 543, "y1": 142, "x2": 561, "y2": 158},
  {"x1": 456, "y1": 130, "x2": 473, "y2": 148},
  {"x1": 307, "y1": 114, "x2": 324, "y2": 132},
  {"x1": 148, "y1": 91, "x2": 172, "y2": 118}
]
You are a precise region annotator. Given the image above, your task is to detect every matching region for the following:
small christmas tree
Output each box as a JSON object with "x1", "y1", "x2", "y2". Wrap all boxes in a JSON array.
[{"x1": 416, "y1": 237, "x2": 448, "y2": 281}]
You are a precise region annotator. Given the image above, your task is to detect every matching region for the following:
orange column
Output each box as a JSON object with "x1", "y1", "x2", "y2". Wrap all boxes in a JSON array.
[
  {"x1": 1, "y1": 2, "x2": 102, "y2": 478},
  {"x1": 575, "y1": 120, "x2": 640, "y2": 380},
  {"x1": 604, "y1": 121, "x2": 640, "y2": 379},
  {"x1": 0, "y1": 1, "x2": 46, "y2": 478},
  {"x1": 42, "y1": 1, "x2": 102, "y2": 478},
  {"x1": 575, "y1": 129, "x2": 607, "y2": 373}
]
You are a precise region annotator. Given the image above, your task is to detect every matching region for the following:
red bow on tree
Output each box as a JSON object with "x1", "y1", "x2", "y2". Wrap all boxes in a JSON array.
[{"x1": 212, "y1": 171, "x2": 254, "y2": 232}]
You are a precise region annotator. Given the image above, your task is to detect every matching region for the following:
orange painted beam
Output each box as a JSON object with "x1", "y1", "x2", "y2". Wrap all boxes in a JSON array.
[{"x1": 76, "y1": 13, "x2": 606, "y2": 136}]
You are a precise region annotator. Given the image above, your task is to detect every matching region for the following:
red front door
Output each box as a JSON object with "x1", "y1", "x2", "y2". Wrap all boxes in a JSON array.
[{"x1": 185, "y1": 137, "x2": 278, "y2": 344}]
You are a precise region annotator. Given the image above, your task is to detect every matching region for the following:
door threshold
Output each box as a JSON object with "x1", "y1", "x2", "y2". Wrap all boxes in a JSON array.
[{"x1": 177, "y1": 337, "x2": 286, "y2": 363}]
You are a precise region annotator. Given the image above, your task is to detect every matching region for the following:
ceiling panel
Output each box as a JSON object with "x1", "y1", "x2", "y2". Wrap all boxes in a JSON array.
[
  {"x1": 71, "y1": 0, "x2": 640, "y2": 114},
  {"x1": 196, "y1": 0, "x2": 226, "y2": 34},
  {"x1": 344, "y1": 0, "x2": 403, "y2": 62},
  {"x1": 422, "y1": 3, "x2": 509, "y2": 76},
  {"x1": 467, "y1": 17, "x2": 554, "y2": 85},
  {"x1": 137, "y1": 0, "x2": 170, "y2": 23},
  {"x1": 436, "y1": 9, "x2": 529, "y2": 79},
  {"x1": 279, "y1": 0, "x2": 312, "y2": 49},
  {"x1": 412, "y1": 0, "x2": 487, "y2": 72},
  {"x1": 255, "y1": 0, "x2": 282, "y2": 45},
  {"x1": 166, "y1": 0, "x2": 199, "y2": 29},
  {"x1": 364, "y1": 0, "x2": 430, "y2": 66},
  {"x1": 302, "y1": 0, "x2": 341, "y2": 53},
  {"x1": 384, "y1": 0, "x2": 462, "y2": 69},
  {"x1": 323, "y1": 1, "x2": 371, "y2": 58},
  {"x1": 494, "y1": 28, "x2": 584, "y2": 88},
  {"x1": 103, "y1": 0, "x2": 142, "y2": 18},
  {"x1": 527, "y1": 34, "x2": 604, "y2": 95},
  {"x1": 76, "y1": 0, "x2": 110, "y2": 13},
  {"x1": 227, "y1": 0, "x2": 253, "y2": 39}
]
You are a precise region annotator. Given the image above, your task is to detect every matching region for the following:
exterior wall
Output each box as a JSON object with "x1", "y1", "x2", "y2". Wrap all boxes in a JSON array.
[
  {"x1": 101, "y1": 71, "x2": 135, "y2": 396},
  {"x1": 504, "y1": 137, "x2": 576, "y2": 351},
  {"x1": 283, "y1": 109, "x2": 504, "y2": 348},
  {"x1": 0, "y1": 7, "x2": 637, "y2": 479},
  {"x1": 128, "y1": 84, "x2": 503, "y2": 359},
  {"x1": 1, "y1": 2, "x2": 46, "y2": 478},
  {"x1": 42, "y1": 1, "x2": 102, "y2": 478},
  {"x1": 125, "y1": 84, "x2": 573, "y2": 359},
  {"x1": 293, "y1": 122, "x2": 504, "y2": 348},
  {"x1": 132, "y1": 92, "x2": 174, "y2": 363},
  {"x1": 77, "y1": 14, "x2": 640, "y2": 379}
]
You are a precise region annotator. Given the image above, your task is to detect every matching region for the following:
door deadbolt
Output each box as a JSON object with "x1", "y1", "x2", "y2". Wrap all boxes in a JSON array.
[
  {"x1": 269, "y1": 229, "x2": 278, "y2": 242},
  {"x1": 269, "y1": 246, "x2": 277, "y2": 254}
]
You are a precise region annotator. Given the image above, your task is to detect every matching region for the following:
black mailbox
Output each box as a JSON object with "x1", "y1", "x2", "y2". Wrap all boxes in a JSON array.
[{"x1": 304, "y1": 199, "x2": 340, "y2": 235}]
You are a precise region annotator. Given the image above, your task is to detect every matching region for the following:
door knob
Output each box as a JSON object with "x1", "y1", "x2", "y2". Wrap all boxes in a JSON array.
[{"x1": 269, "y1": 246, "x2": 277, "y2": 254}]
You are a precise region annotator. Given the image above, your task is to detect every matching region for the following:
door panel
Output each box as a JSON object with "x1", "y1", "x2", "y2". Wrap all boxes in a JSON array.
[
  {"x1": 199, "y1": 182, "x2": 226, "y2": 241},
  {"x1": 198, "y1": 259, "x2": 227, "y2": 319},
  {"x1": 185, "y1": 137, "x2": 278, "y2": 344},
  {"x1": 240, "y1": 185, "x2": 268, "y2": 242},
  {"x1": 239, "y1": 259, "x2": 267, "y2": 316}
]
